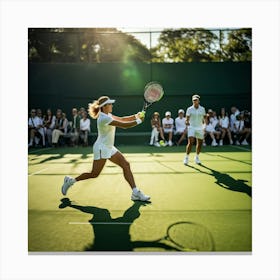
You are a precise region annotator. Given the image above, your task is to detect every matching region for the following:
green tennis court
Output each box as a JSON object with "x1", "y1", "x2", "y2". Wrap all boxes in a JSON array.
[{"x1": 28, "y1": 145, "x2": 252, "y2": 252}]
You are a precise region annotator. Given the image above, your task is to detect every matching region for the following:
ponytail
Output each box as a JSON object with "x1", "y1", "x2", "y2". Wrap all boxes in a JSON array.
[
  {"x1": 88, "y1": 100, "x2": 100, "y2": 119},
  {"x1": 88, "y1": 96, "x2": 110, "y2": 119}
]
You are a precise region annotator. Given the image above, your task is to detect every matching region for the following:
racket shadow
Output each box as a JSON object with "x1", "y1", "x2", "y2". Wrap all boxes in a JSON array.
[
  {"x1": 59, "y1": 199, "x2": 214, "y2": 252},
  {"x1": 133, "y1": 221, "x2": 216, "y2": 252}
]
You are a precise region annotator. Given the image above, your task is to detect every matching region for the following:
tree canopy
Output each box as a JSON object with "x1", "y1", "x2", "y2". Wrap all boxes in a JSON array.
[{"x1": 28, "y1": 28, "x2": 251, "y2": 63}]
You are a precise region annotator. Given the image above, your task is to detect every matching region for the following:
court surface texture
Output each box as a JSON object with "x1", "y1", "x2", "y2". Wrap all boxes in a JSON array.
[{"x1": 28, "y1": 144, "x2": 252, "y2": 253}]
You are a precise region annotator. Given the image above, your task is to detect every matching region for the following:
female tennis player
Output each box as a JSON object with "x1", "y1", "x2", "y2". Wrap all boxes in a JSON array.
[{"x1": 61, "y1": 96, "x2": 150, "y2": 201}]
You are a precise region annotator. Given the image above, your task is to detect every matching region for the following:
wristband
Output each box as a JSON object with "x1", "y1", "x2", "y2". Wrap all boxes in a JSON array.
[{"x1": 136, "y1": 118, "x2": 142, "y2": 125}]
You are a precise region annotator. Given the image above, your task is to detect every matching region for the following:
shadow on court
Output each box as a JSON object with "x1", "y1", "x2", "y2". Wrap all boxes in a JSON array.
[
  {"x1": 188, "y1": 164, "x2": 252, "y2": 197},
  {"x1": 59, "y1": 198, "x2": 185, "y2": 251}
]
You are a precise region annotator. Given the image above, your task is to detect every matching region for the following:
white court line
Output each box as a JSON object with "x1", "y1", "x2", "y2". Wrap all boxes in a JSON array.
[
  {"x1": 28, "y1": 168, "x2": 49, "y2": 176},
  {"x1": 69, "y1": 222, "x2": 132, "y2": 225}
]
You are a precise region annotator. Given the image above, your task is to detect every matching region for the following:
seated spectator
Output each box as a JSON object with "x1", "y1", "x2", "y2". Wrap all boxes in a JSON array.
[
  {"x1": 236, "y1": 111, "x2": 251, "y2": 145},
  {"x1": 36, "y1": 108, "x2": 46, "y2": 147},
  {"x1": 218, "y1": 108, "x2": 233, "y2": 145},
  {"x1": 70, "y1": 108, "x2": 81, "y2": 146},
  {"x1": 149, "y1": 112, "x2": 166, "y2": 147},
  {"x1": 203, "y1": 115, "x2": 221, "y2": 146},
  {"x1": 51, "y1": 110, "x2": 68, "y2": 147},
  {"x1": 162, "y1": 111, "x2": 174, "y2": 146},
  {"x1": 210, "y1": 110, "x2": 219, "y2": 130},
  {"x1": 43, "y1": 108, "x2": 56, "y2": 147},
  {"x1": 79, "y1": 111, "x2": 91, "y2": 146},
  {"x1": 174, "y1": 109, "x2": 187, "y2": 146},
  {"x1": 28, "y1": 109, "x2": 41, "y2": 148},
  {"x1": 230, "y1": 106, "x2": 240, "y2": 132}
]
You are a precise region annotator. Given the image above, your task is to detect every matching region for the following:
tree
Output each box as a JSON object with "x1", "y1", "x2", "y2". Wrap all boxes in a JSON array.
[
  {"x1": 151, "y1": 28, "x2": 252, "y2": 62},
  {"x1": 151, "y1": 28, "x2": 220, "y2": 62},
  {"x1": 219, "y1": 29, "x2": 252, "y2": 61},
  {"x1": 28, "y1": 28, "x2": 151, "y2": 63}
]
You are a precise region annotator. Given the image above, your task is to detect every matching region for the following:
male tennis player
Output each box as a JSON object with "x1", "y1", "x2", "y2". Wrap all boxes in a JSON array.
[
  {"x1": 183, "y1": 94, "x2": 206, "y2": 165},
  {"x1": 61, "y1": 96, "x2": 150, "y2": 201}
]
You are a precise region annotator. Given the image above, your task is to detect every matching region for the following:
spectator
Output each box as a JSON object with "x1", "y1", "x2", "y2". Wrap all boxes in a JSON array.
[
  {"x1": 79, "y1": 111, "x2": 91, "y2": 146},
  {"x1": 218, "y1": 108, "x2": 233, "y2": 145},
  {"x1": 149, "y1": 112, "x2": 165, "y2": 147},
  {"x1": 36, "y1": 108, "x2": 46, "y2": 147},
  {"x1": 203, "y1": 115, "x2": 220, "y2": 146},
  {"x1": 28, "y1": 109, "x2": 40, "y2": 147},
  {"x1": 79, "y1": 107, "x2": 86, "y2": 118},
  {"x1": 43, "y1": 108, "x2": 56, "y2": 147},
  {"x1": 51, "y1": 110, "x2": 68, "y2": 146},
  {"x1": 210, "y1": 110, "x2": 219, "y2": 130},
  {"x1": 162, "y1": 111, "x2": 174, "y2": 146},
  {"x1": 237, "y1": 111, "x2": 251, "y2": 145},
  {"x1": 230, "y1": 106, "x2": 240, "y2": 132},
  {"x1": 174, "y1": 109, "x2": 187, "y2": 146},
  {"x1": 70, "y1": 108, "x2": 81, "y2": 146}
]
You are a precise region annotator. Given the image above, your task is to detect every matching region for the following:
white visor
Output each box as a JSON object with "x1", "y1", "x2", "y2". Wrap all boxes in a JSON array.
[{"x1": 99, "y1": 99, "x2": 115, "y2": 107}]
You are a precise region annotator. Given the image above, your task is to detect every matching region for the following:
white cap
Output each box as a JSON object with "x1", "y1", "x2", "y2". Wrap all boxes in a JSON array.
[
  {"x1": 165, "y1": 111, "x2": 171, "y2": 116},
  {"x1": 192, "y1": 94, "x2": 200, "y2": 101},
  {"x1": 99, "y1": 98, "x2": 115, "y2": 107},
  {"x1": 178, "y1": 109, "x2": 184, "y2": 114}
]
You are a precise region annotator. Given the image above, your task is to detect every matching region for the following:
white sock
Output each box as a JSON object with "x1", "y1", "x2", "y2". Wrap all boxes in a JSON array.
[{"x1": 132, "y1": 187, "x2": 139, "y2": 194}]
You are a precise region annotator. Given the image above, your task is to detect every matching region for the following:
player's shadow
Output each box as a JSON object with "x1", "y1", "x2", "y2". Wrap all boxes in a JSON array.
[
  {"x1": 59, "y1": 198, "x2": 178, "y2": 251},
  {"x1": 188, "y1": 164, "x2": 252, "y2": 197}
]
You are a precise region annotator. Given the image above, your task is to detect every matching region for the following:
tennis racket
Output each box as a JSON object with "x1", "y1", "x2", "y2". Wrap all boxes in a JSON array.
[
  {"x1": 154, "y1": 221, "x2": 215, "y2": 252},
  {"x1": 142, "y1": 81, "x2": 164, "y2": 112}
]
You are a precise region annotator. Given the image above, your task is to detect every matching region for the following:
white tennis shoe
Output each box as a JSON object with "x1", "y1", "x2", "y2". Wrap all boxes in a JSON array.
[
  {"x1": 183, "y1": 156, "x2": 189, "y2": 165},
  {"x1": 61, "y1": 176, "x2": 75, "y2": 195},
  {"x1": 131, "y1": 189, "x2": 150, "y2": 201},
  {"x1": 194, "y1": 155, "x2": 201, "y2": 164}
]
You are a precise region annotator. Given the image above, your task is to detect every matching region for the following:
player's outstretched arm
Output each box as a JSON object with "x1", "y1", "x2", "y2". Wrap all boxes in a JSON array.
[
  {"x1": 112, "y1": 112, "x2": 144, "y2": 122},
  {"x1": 109, "y1": 117, "x2": 144, "y2": 129}
]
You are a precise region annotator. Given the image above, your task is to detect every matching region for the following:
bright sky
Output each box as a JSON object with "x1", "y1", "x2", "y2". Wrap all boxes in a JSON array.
[{"x1": 118, "y1": 28, "x2": 163, "y2": 48}]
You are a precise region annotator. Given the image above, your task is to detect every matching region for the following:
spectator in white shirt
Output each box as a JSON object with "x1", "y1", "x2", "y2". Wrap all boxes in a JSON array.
[
  {"x1": 162, "y1": 111, "x2": 174, "y2": 146},
  {"x1": 203, "y1": 115, "x2": 220, "y2": 146},
  {"x1": 235, "y1": 111, "x2": 251, "y2": 145},
  {"x1": 175, "y1": 109, "x2": 187, "y2": 146},
  {"x1": 79, "y1": 111, "x2": 91, "y2": 146},
  {"x1": 218, "y1": 108, "x2": 233, "y2": 145},
  {"x1": 28, "y1": 109, "x2": 41, "y2": 147},
  {"x1": 36, "y1": 108, "x2": 46, "y2": 147},
  {"x1": 230, "y1": 106, "x2": 240, "y2": 132}
]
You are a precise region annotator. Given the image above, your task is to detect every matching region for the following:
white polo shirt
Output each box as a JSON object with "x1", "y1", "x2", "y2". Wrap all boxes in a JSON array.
[
  {"x1": 80, "y1": 118, "x2": 91, "y2": 132},
  {"x1": 186, "y1": 105, "x2": 206, "y2": 129},
  {"x1": 162, "y1": 117, "x2": 174, "y2": 133},
  {"x1": 175, "y1": 116, "x2": 186, "y2": 134},
  {"x1": 219, "y1": 116, "x2": 229, "y2": 128}
]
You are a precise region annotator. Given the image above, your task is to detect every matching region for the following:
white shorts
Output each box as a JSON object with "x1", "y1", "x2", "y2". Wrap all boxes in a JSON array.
[
  {"x1": 188, "y1": 126, "x2": 204, "y2": 140},
  {"x1": 93, "y1": 144, "x2": 119, "y2": 160}
]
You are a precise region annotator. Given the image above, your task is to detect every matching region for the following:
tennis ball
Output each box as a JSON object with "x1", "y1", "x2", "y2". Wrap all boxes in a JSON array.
[
  {"x1": 159, "y1": 140, "x2": 165, "y2": 146},
  {"x1": 139, "y1": 111, "x2": 145, "y2": 118}
]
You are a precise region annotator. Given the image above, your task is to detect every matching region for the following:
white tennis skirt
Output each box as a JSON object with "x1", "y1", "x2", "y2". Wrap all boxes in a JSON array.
[{"x1": 93, "y1": 143, "x2": 119, "y2": 160}]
